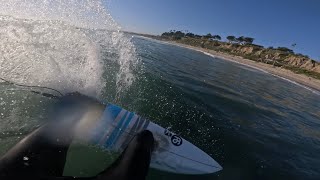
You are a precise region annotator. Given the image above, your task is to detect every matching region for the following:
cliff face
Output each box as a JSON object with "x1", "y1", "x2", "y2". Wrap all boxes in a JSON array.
[
  {"x1": 284, "y1": 56, "x2": 320, "y2": 72},
  {"x1": 177, "y1": 37, "x2": 320, "y2": 74},
  {"x1": 235, "y1": 47, "x2": 320, "y2": 73}
]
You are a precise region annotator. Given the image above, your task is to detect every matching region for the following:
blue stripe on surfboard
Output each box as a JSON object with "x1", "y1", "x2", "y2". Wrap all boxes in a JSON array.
[
  {"x1": 142, "y1": 118, "x2": 150, "y2": 130},
  {"x1": 120, "y1": 115, "x2": 139, "y2": 149},
  {"x1": 105, "y1": 111, "x2": 128, "y2": 148},
  {"x1": 111, "y1": 112, "x2": 134, "y2": 147},
  {"x1": 90, "y1": 104, "x2": 122, "y2": 144},
  {"x1": 106, "y1": 104, "x2": 122, "y2": 121},
  {"x1": 98, "y1": 109, "x2": 126, "y2": 145},
  {"x1": 135, "y1": 117, "x2": 145, "y2": 133}
]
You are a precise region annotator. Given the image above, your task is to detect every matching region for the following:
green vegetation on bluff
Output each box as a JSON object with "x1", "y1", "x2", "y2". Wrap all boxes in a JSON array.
[{"x1": 159, "y1": 30, "x2": 320, "y2": 80}]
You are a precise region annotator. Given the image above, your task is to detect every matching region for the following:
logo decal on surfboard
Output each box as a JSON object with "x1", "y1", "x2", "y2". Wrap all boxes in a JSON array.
[
  {"x1": 171, "y1": 135, "x2": 183, "y2": 146},
  {"x1": 164, "y1": 129, "x2": 183, "y2": 146}
]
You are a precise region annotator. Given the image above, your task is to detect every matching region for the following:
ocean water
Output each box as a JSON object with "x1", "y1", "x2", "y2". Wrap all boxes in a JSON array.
[
  {"x1": 1, "y1": 1, "x2": 320, "y2": 180},
  {"x1": 124, "y1": 37, "x2": 320, "y2": 180}
]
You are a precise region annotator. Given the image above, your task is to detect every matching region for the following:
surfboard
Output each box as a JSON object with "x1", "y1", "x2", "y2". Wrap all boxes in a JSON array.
[{"x1": 88, "y1": 104, "x2": 222, "y2": 174}]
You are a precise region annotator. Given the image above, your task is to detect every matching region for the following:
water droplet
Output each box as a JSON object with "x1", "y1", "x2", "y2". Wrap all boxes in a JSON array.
[{"x1": 23, "y1": 156, "x2": 29, "y2": 161}]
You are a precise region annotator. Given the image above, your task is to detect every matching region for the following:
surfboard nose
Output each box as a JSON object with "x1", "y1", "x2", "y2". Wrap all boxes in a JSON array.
[{"x1": 203, "y1": 153, "x2": 223, "y2": 174}]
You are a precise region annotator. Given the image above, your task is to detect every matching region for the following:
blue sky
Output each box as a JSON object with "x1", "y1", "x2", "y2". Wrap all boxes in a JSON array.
[{"x1": 107, "y1": 0, "x2": 320, "y2": 60}]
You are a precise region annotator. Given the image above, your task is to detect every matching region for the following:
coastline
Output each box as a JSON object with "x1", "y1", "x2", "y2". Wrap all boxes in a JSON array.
[{"x1": 156, "y1": 39, "x2": 320, "y2": 94}]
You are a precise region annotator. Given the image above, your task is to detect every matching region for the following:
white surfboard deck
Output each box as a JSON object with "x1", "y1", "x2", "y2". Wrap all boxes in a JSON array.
[{"x1": 88, "y1": 104, "x2": 222, "y2": 174}]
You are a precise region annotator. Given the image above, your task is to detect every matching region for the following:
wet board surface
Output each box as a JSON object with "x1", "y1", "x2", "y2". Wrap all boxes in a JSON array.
[{"x1": 89, "y1": 104, "x2": 222, "y2": 174}]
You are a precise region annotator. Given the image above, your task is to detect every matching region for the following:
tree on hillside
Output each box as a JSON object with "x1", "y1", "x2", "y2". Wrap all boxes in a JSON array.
[
  {"x1": 161, "y1": 32, "x2": 168, "y2": 36},
  {"x1": 174, "y1": 31, "x2": 185, "y2": 39},
  {"x1": 311, "y1": 60, "x2": 316, "y2": 67},
  {"x1": 235, "y1": 36, "x2": 254, "y2": 45},
  {"x1": 185, "y1": 32, "x2": 195, "y2": 38},
  {"x1": 212, "y1": 35, "x2": 221, "y2": 40},
  {"x1": 243, "y1": 37, "x2": 254, "y2": 44},
  {"x1": 227, "y1": 36, "x2": 236, "y2": 43},
  {"x1": 204, "y1": 33, "x2": 213, "y2": 39},
  {"x1": 236, "y1": 36, "x2": 245, "y2": 44},
  {"x1": 161, "y1": 30, "x2": 185, "y2": 40},
  {"x1": 276, "y1": 47, "x2": 294, "y2": 54}
]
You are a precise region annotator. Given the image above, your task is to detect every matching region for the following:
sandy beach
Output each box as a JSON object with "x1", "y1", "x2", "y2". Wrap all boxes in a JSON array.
[{"x1": 160, "y1": 40, "x2": 320, "y2": 93}]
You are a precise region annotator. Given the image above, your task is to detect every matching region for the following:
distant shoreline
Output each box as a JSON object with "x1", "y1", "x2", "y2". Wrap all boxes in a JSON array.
[{"x1": 136, "y1": 35, "x2": 320, "y2": 93}]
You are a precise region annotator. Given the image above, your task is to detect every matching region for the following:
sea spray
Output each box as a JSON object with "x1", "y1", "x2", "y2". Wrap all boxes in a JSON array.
[{"x1": 0, "y1": 0, "x2": 139, "y2": 98}]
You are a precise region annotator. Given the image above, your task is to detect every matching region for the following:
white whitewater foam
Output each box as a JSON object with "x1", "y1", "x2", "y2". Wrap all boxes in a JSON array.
[
  {"x1": 0, "y1": 0, "x2": 118, "y2": 30},
  {"x1": 0, "y1": 0, "x2": 139, "y2": 98},
  {"x1": 0, "y1": 16, "x2": 105, "y2": 97}
]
